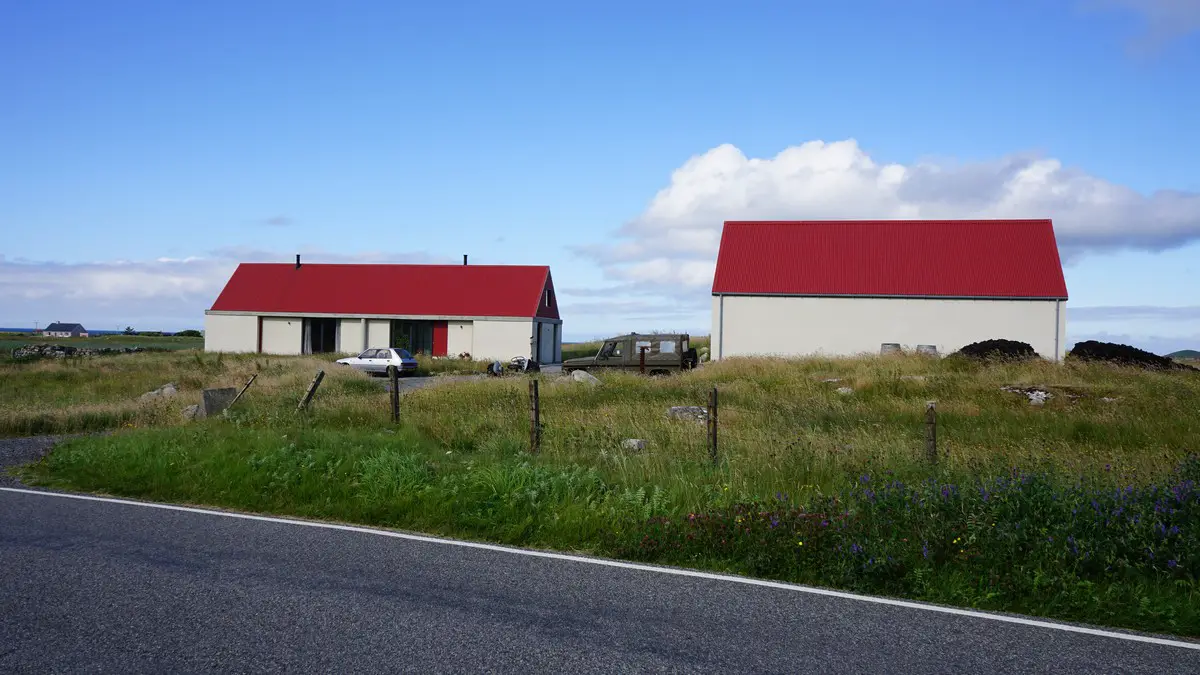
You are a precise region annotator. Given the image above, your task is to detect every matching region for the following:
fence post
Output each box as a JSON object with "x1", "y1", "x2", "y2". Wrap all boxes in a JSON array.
[
  {"x1": 707, "y1": 387, "x2": 718, "y2": 466},
  {"x1": 925, "y1": 401, "x2": 937, "y2": 464},
  {"x1": 529, "y1": 378, "x2": 541, "y2": 454},
  {"x1": 297, "y1": 370, "x2": 325, "y2": 412},
  {"x1": 639, "y1": 346, "x2": 648, "y2": 374},
  {"x1": 389, "y1": 365, "x2": 400, "y2": 423},
  {"x1": 228, "y1": 372, "x2": 258, "y2": 409}
]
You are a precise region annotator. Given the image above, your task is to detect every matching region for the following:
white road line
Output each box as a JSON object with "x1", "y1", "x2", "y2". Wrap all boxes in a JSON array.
[{"x1": 4, "y1": 485, "x2": 1199, "y2": 651}]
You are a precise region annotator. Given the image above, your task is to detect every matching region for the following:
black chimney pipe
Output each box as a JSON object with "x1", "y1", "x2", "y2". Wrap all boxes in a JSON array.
[
  {"x1": 463, "y1": 254, "x2": 468, "y2": 266},
  {"x1": 296, "y1": 254, "x2": 301, "y2": 269}
]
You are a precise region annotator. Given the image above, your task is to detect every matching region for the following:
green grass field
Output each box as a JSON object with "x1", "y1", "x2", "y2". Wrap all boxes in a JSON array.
[
  {"x1": 5, "y1": 348, "x2": 1200, "y2": 635},
  {"x1": 0, "y1": 332, "x2": 205, "y2": 354}
]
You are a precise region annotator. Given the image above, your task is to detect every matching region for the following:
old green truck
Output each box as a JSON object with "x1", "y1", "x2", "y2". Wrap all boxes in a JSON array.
[{"x1": 562, "y1": 333, "x2": 700, "y2": 375}]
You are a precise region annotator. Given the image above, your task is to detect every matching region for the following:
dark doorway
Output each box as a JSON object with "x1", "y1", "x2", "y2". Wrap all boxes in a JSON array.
[
  {"x1": 303, "y1": 318, "x2": 338, "y2": 354},
  {"x1": 390, "y1": 320, "x2": 434, "y2": 355}
]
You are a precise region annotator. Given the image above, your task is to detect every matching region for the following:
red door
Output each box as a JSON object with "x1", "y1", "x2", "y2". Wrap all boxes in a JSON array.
[{"x1": 432, "y1": 321, "x2": 448, "y2": 357}]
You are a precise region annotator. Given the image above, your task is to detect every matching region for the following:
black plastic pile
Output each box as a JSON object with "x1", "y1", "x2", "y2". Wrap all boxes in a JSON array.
[
  {"x1": 1069, "y1": 340, "x2": 1197, "y2": 371},
  {"x1": 955, "y1": 339, "x2": 1038, "y2": 361}
]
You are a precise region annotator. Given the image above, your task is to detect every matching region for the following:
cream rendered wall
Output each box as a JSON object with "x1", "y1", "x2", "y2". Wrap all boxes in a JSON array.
[
  {"x1": 471, "y1": 319, "x2": 534, "y2": 361},
  {"x1": 447, "y1": 321, "x2": 474, "y2": 356},
  {"x1": 366, "y1": 320, "x2": 390, "y2": 349},
  {"x1": 261, "y1": 317, "x2": 303, "y2": 355},
  {"x1": 712, "y1": 295, "x2": 1065, "y2": 361},
  {"x1": 203, "y1": 313, "x2": 258, "y2": 353},
  {"x1": 339, "y1": 318, "x2": 366, "y2": 354}
]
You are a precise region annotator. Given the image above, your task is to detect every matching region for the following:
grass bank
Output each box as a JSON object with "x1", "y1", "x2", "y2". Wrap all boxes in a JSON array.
[{"x1": 10, "y1": 350, "x2": 1200, "y2": 635}]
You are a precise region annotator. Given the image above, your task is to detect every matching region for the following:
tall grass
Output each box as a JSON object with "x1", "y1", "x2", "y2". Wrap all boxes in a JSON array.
[{"x1": 11, "y1": 349, "x2": 1200, "y2": 634}]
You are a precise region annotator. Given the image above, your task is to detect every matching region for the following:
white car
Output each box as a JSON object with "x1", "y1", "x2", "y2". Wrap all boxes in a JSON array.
[{"x1": 336, "y1": 348, "x2": 419, "y2": 376}]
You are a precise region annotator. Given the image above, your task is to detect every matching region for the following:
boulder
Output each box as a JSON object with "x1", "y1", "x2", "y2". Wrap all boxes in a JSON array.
[
  {"x1": 181, "y1": 404, "x2": 204, "y2": 421},
  {"x1": 140, "y1": 383, "x2": 178, "y2": 401},
  {"x1": 1001, "y1": 385, "x2": 1052, "y2": 406},
  {"x1": 836, "y1": 387, "x2": 854, "y2": 395},
  {"x1": 621, "y1": 439, "x2": 648, "y2": 452},
  {"x1": 570, "y1": 370, "x2": 601, "y2": 385},
  {"x1": 667, "y1": 406, "x2": 708, "y2": 422},
  {"x1": 202, "y1": 387, "x2": 238, "y2": 417}
]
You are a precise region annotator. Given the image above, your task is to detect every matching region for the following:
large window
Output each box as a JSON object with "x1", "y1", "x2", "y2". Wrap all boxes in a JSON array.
[{"x1": 302, "y1": 318, "x2": 338, "y2": 354}]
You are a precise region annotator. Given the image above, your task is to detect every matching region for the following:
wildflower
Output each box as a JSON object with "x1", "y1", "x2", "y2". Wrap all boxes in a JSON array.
[
  {"x1": 797, "y1": 540, "x2": 804, "y2": 547},
  {"x1": 921, "y1": 542, "x2": 930, "y2": 559},
  {"x1": 1168, "y1": 560, "x2": 1178, "y2": 569}
]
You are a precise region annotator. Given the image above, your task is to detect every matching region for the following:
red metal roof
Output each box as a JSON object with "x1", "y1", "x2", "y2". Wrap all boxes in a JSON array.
[
  {"x1": 209, "y1": 263, "x2": 559, "y2": 319},
  {"x1": 712, "y1": 220, "x2": 1068, "y2": 299}
]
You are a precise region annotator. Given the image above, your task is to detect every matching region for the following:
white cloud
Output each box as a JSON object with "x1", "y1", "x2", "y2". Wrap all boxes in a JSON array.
[
  {"x1": 576, "y1": 140, "x2": 1200, "y2": 293},
  {"x1": 1083, "y1": 0, "x2": 1200, "y2": 49},
  {"x1": 0, "y1": 248, "x2": 440, "y2": 331}
]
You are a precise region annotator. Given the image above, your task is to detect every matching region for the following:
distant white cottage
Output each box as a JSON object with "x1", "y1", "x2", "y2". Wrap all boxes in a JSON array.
[
  {"x1": 710, "y1": 219, "x2": 1069, "y2": 361},
  {"x1": 41, "y1": 322, "x2": 89, "y2": 338}
]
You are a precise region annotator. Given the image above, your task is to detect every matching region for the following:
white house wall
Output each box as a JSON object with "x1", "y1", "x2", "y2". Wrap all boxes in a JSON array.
[
  {"x1": 712, "y1": 295, "x2": 1065, "y2": 360},
  {"x1": 471, "y1": 319, "x2": 534, "y2": 361},
  {"x1": 447, "y1": 321, "x2": 473, "y2": 356},
  {"x1": 203, "y1": 313, "x2": 258, "y2": 353},
  {"x1": 261, "y1": 317, "x2": 303, "y2": 355},
  {"x1": 340, "y1": 319, "x2": 366, "y2": 354},
  {"x1": 366, "y1": 320, "x2": 390, "y2": 349}
]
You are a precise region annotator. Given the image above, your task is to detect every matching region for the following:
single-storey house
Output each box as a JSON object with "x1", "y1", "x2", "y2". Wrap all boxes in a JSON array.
[
  {"x1": 204, "y1": 258, "x2": 562, "y2": 363},
  {"x1": 710, "y1": 219, "x2": 1069, "y2": 360},
  {"x1": 42, "y1": 322, "x2": 89, "y2": 338}
]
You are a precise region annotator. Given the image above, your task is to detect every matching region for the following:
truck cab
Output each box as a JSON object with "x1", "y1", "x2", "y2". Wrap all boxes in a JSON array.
[{"x1": 562, "y1": 333, "x2": 699, "y2": 375}]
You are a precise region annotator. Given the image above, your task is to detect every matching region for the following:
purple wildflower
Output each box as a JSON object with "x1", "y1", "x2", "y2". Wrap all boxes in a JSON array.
[{"x1": 1168, "y1": 560, "x2": 1178, "y2": 569}]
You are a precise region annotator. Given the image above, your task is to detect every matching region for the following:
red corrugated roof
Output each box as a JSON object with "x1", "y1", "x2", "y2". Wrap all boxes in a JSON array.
[
  {"x1": 712, "y1": 220, "x2": 1068, "y2": 299},
  {"x1": 209, "y1": 263, "x2": 559, "y2": 319}
]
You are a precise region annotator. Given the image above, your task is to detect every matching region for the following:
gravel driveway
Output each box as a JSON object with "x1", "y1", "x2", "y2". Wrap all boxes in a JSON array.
[{"x1": 0, "y1": 434, "x2": 87, "y2": 487}]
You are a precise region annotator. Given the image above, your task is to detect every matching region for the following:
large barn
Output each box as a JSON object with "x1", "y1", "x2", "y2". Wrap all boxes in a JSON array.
[
  {"x1": 204, "y1": 258, "x2": 562, "y2": 363},
  {"x1": 710, "y1": 219, "x2": 1069, "y2": 360}
]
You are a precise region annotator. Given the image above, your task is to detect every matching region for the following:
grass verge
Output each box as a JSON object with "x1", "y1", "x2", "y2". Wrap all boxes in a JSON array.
[{"x1": 9, "y1": 349, "x2": 1200, "y2": 636}]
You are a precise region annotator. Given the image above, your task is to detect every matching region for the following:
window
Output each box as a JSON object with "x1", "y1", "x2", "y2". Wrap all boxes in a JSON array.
[
  {"x1": 599, "y1": 341, "x2": 618, "y2": 358},
  {"x1": 396, "y1": 349, "x2": 413, "y2": 359},
  {"x1": 660, "y1": 340, "x2": 676, "y2": 354},
  {"x1": 545, "y1": 289, "x2": 553, "y2": 306}
]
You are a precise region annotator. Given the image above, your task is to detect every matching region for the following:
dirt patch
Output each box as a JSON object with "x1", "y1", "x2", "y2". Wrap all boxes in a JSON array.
[
  {"x1": 956, "y1": 339, "x2": 1038, "y2": 361},
  {"x1": 1069, "y1": 340, "x2": 1198, "y2": 372}
]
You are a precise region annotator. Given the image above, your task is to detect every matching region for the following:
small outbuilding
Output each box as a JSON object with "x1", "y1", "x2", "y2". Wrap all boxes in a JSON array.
[
  {"x1": 710, "y1": 219, "x2": 1069, "y2": 360},
  {"x1": 204, "y1": 258, "x2": 562, "y2": 363},
  {"x1": 41, "y1": 322, "x2": 89, "y2": 338}
]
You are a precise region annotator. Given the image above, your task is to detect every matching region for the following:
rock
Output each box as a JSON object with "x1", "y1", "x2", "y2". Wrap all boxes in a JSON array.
[
  {"x1": 667, "y1": 406, "x2": 708, "y2": 422},
  {"x1": 570, "y1": 370, "x2": 600, "y2": 385},
  {"x1": 1001, "y1": 385, "x2": 1052, "y2": 406},
  {"x1": 900, "y1": 375, "x2": 927, "y2": 382},
  {"x1": 181, "y1": 404, "x2": 204, "y2": 421},
  {"x1": 202, "y1": 387, "x2": 238, "y2": 417},
  {"x1": 836, "y1": 387, "x2": 854, "y2": 395},
  {"x1": 12, "y1": 343, "x2": 146, "y2": 360},
  {"x1": 139, "y1": 383, "x2": 178, "y2": 401},
  {"x1": 621, "y1": 439, "x2": 647, "y2": 452},
  {"x1": 821, "y1": 378, "x2": 842, "y2": 383},
  {"x1": 1101, "y1": 396, "x2": 1120, "y2": 403}
]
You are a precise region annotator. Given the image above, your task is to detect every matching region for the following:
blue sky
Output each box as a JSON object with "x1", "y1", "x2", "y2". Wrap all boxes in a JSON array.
[{"x1": 1, "y1": 0, "x2": 1198, "y2": 350}]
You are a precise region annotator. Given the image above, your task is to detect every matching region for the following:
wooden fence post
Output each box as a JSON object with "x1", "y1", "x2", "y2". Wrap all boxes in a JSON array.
[
  {"x1": 639, "y1": 346, "x2": 648, "y2": 374},
  {"x1": 389, "y1": 365, "x2": 400, "y2": 423},
  {"x1": 529, "y1": 379, "x2": 541, "y2": 454},
  {"x1": 925, "y1": 401, "x2": 937, "y2": 464},
  {"x1": 707, "y1": 387, "x2": 718, "y2": 466},
  {"x1": 297, "y1": 370, "x2": 325, "y2": 412},
  {"x1": 228, "y1": 373, "x2": 258, "y2": 409}
]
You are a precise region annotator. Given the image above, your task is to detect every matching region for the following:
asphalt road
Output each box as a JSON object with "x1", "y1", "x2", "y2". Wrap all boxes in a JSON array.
[{"x1": 2, "y1": 489, "x2": 1198, "y2": 674}]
